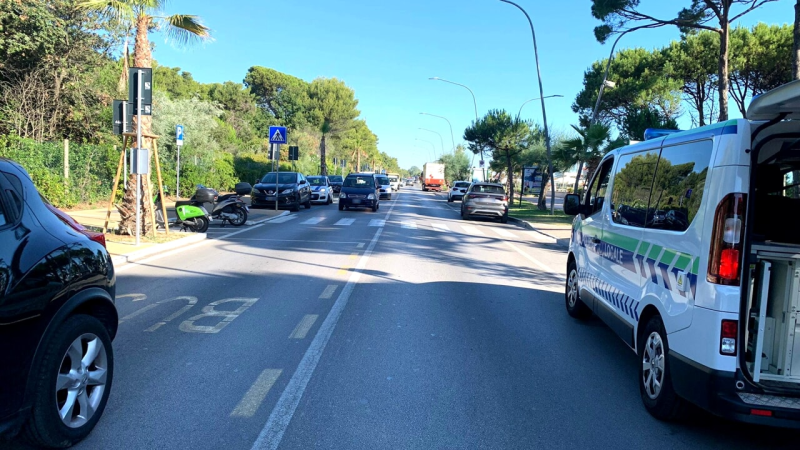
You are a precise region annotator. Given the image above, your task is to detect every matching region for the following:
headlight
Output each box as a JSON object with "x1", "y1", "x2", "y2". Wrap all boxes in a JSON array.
[
  {"x1": 281, "y1": 189, "x2": 293, "y2": 195},
  {"x1": 367, "y1": 194, "x2": 375, "y2": 200},
  {"x1": 320, "y1": 188, "x2": 327, "y2": 193},
  {"x1": 340, "y1": 193, "x2": 347, "y2": 199}
]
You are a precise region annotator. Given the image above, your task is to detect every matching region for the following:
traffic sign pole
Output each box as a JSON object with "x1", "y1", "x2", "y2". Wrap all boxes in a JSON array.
[
  {"x1": 135, "y1": 69, "x2": 142, "y2": 247},
  {"x1": 176, "y1": 125, "x2": 184, "y2": 198}
]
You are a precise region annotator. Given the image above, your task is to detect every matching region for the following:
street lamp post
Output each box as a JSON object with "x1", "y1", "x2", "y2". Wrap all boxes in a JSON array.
[
  {"x1": 517, "y1": 94, "x2": 563, "y2": 119},
  {"x1": 419, "y1": 128, "x2": 445, "y2": 157},
  {"x1": 499, "y1": 0, "x2": 556, "y2": 215},
  {"x1": 429, "y1": 77, "x2": 478, "y2": 122},
  {"x1": 419, "y1": 113, "x2": 456, "y2": 153},
  {"x1": 415, "y1": 138, "x2": 437, "y2": 162}
]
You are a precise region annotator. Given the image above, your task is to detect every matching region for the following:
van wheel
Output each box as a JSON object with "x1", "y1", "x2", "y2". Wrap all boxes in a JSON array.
[
  {"x1": 565, "y1": 260, "x2": 591, "y2": 319},
  {"x1": 639, "y1": 315, "x2": 685, "y2": 421},
  {"x1": 23, "y1": 314, "x2": 114, "y2": 448}
]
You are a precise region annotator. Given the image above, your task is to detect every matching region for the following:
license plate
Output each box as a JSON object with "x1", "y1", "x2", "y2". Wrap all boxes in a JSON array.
[
  {"x1": 266, "y1": 196, "x2": 276, "y2": 201},
  {"x1": 352, "y1": 199, "x2": 361, "y2": 204}
]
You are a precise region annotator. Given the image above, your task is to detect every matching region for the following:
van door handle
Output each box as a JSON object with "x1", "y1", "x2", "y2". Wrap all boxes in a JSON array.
[{"x1": 591, "y1": 236, "x2": 601, "y2": 244}]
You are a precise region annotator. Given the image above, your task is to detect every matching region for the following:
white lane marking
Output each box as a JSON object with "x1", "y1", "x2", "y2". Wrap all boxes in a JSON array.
[
  {"x1": 356, "y1": 243, "x2": 365, "y2": 249},
  {"x1": 230, "y1": 369, "x2": 283, "y2": 418},
  {"x1": 461, "y1": 225, "x2": 485, "y2": 236},
  {"x1": 251, "y1": 195, "x2": 400, "y2": 450},
  {"x1": 224, "y1": 239, "x2": 362, "y2": 244},
  {"x1": 431, "y1": 222, "x2": 450, "y2": 232},
  {"x1": 494, "y1": 228, "x2": 516, "y2": 238},
  {"x1": 503, "y1": 240, "x2": 560, "y2": 276},
  {"x1": 269, "y1": 215, "x2": 298, "y2": 224},
  {"x1": 179, "y1": 298, "x2": 259, "y2": 334},
  {"x1": 300, "y1": 217, "x2": 325, "y2": 225},
  {"x1": 368, "y1": 219, "x2": 385, "y2": 227},
  {"x1": 401, "y1": 221, "x2": 417, "y2": 229},
  {"x1": 319, "y1": 285, "x2": 337, "y2": 299},
  {"x1": 288, "y1": 314, "x2": 319, "y2": 339},
  {"x1": 334, "y1": 218, "x2": 355, "y2": 226},
  {"x1": 117, "y1": 293, "x2": 147, "y2": 302},
  {"x1": 118, "y1": 304, "x2": 158, "y2": 322}
]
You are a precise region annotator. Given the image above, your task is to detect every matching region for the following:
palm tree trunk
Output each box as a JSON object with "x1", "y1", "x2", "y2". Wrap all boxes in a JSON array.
[
  {"x1": 118, "y1": 13, "x2": 154, "y2": 236},
  {"x1": 320, "y1": 134, "x2": 328, "y2": 175},
  {"x1": 117, "y1": 36, "x2": 130, "y2": 96},
  {"x1": 794, "y1": 0, "x2": 800, "y2": 80},
  {"x1": 573, "y1": 161, "x2": 584, "y2": 194}
]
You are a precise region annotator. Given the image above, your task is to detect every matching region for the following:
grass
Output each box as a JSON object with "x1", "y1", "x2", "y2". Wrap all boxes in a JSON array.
[{"x1": 508, "y1": 200, "x2": 574, "y2": 225}]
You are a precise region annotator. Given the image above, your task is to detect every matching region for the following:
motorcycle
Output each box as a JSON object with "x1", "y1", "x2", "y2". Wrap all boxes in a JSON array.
[
  {"x1": 154, "y1": 188, "x2": 210, "y2": 233},
  {"x1": 190, "y1": 183, "x2": 251, "y2": 227}
]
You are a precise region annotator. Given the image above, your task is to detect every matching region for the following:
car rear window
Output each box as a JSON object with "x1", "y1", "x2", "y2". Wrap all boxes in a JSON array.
[
  {"x1": 455, "y1": 182, "x2": 471, "y2": 188},
  {"x1": 328, "y1": 176, "x2": 343, "y2": 182},
  {"x1": 472, "y1": 185, "x2": 504, "y2": 194},
  {"x1": 344, "y1": 176, "x2": 375, "y2": 188}
]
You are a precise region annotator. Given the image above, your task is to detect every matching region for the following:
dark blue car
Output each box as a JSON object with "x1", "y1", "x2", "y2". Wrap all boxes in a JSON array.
[{"x1": 338, "y1": 173, "x2": 380, "y2": 212}]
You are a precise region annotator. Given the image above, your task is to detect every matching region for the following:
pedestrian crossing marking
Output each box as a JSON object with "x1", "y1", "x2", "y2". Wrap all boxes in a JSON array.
[
  {"x1": 319, "y1": 285, "x2": 338, "y2": 299},
  {"x1": 368, "y1": 219, "x2": 385, "y2": 227},
  {"x1": 494, "y1": 228, "x2": 516, "y2": 238},
  {"x1": 301, "y1": 217, "x2": 325, "y2": 225},
  {"x1": 270, "y1": 215, "x2": 298, "y2": 224},
  {"x1": 461, "y1": 226, "x2": 484, "y2": 236},
  {"x1": 431, "y1": 223, "x2": 450, "y2": 232},
  {"x1": 334, "y1": 218, "x2": 355, "y2": 226},
  {"x1": 401, "y1": 221, "x2": 417, "y2": 229}
]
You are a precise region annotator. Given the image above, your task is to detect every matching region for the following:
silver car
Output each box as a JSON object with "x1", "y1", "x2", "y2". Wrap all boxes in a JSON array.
[
  {"x1": 460, "y1": 183, "x2": 509, "y2": 223},
  {"x1": 375, "y1": 175, "x2": 392, "y2": 200}
]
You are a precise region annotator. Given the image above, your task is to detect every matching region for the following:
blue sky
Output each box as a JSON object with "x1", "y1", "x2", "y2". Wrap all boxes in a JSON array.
[{"x1": 153, "y1": 0, "x2": 792, "y2": 170}]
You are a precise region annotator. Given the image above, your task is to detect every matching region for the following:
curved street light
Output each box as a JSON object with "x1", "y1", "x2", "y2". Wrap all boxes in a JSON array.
[
  {"x1": 498, "y1": 0, "x2": 556, "y2": 215},
  {"x1": 418, "y1": 128, "x2": 445, "y2": 156},
  {"x1": 419, "y1": 113, "x2": 456, "y2": 153},
  {"x1": 415, "y1": 138, "x2": 437, "y2": 161},
  {"x1": 518, "y1": 94, "x2": 563, "y2": 119},
  {"x1": 429, "y1": 77, "x2": 478, "y2": 121}
]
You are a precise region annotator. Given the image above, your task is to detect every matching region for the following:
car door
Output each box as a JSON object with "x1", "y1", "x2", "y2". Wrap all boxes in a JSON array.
[
  {"x1": 298, "y1": 174, "x2": 308, "y2": 202},
  {"x1": 601, "y1": 149, "x2": 660, "y2": 346},
  {"x1": 576, "y1": 157, "x2": 615, "y2": 305}
]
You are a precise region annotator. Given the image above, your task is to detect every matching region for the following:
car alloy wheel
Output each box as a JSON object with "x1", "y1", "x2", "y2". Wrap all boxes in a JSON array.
[
  {"x1": 56, "y1": 333, "x2": 109, "y2": 429},
  {"x1": 567, "y1": 269, "x2": 579, "y2": 308},
  {"x1": 642, "y1": 331, "x2": 666, "y2": 400}
]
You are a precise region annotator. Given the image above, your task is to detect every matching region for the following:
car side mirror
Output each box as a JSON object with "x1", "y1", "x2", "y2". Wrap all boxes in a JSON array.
[
  {"x1": 563, "y1": 194, "x2": 582, "y2": 216},
  {"x1": 299, "y1": 180, "x2": 306, "y2": 185}
]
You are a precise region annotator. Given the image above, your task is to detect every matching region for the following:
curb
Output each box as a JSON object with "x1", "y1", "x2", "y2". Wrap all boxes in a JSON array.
[
  {"x1": 111, "y1": 232, "x2": 207, "y2": 266},
  {"x1": 508, "y1": 216, "x2": 569, "y2": 248}
]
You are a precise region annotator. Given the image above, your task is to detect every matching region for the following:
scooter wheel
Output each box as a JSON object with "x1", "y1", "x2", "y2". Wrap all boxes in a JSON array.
[
  {"x1": 230, "y1": 207, "x2": 247, "y2": 226},
  {"x1": 192, "y1": 216, "x2": 210, "y2": 233}
]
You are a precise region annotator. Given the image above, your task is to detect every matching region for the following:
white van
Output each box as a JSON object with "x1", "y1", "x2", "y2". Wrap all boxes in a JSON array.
[{"x1": 563, "y1": 80, "x2": 800, "y2": 427}]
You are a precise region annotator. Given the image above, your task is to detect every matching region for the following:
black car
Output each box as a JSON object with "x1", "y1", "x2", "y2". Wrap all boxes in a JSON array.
[
  {"x1": 328, "y1": 175, "x2": 344, "y2": 194},
  {"x1": 251, "y1": 172, "x2": 312, "y2": 212},
  {"x1": 338, "y1": 173, "x2": 380, "y2": 212},
  {"x1": 0, "y1": 158, "x2": 117, "y2": 448}
]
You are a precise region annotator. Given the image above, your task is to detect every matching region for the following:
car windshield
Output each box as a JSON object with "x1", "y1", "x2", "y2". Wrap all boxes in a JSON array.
[
  {"x1": 472, "y1": 184, "x2": 505, "y2": 194},
  {"x1": 455, "y1": 182, "x2": 471, "y2": 188},
  {"x1": 328, "y1": 176, "x2": 343, "y2": 182},
  {"x1": 307, "y1": 177, "x2": 327, "y2": 186},
  {"x1": 389, "y1": 176, "x2": 398, "y2": 182},
  {"x1": 343, "y1": 176, "x2": 375, "y2": 188},
  {"x1": 261, "y1": 173, "x2": 297, "y2": 184}
]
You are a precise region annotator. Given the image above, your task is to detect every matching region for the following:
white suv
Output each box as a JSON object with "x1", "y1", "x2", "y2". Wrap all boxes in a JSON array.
[
  {"x1": 563, "y1": 80, "x2": 800, "y2": 427},
  {"x1": 448, "y1": 181, "x2": 471, "y2": 202}
]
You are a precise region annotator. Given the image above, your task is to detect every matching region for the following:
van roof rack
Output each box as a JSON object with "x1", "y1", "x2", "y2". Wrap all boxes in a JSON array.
[{"x1": 643, "y1": 128, "x2": 681, "y2": 141}]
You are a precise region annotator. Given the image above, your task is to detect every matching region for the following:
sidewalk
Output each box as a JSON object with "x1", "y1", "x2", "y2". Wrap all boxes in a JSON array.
[
  {"x1": 509, "y1": 217, "x2": 572, "y2": 248},
  {"x1": 507, "y1": 197, "x2": 572, "y2": 248}
]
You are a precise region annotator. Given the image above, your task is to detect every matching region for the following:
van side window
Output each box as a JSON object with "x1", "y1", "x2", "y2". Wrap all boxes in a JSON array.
[
  {"x1": 610, "y1": 151, "x2": 659, "y2": 228},
  {"x1": 585, "y1": 158, "x2": 614, "y2": 217},
  {"x1": 647, "y1": 140, "x2": 713, "y2": 232}
]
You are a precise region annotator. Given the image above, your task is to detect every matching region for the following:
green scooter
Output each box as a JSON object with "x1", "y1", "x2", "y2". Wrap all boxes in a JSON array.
[{"x1": 154, "y1": 188, "x2": 210, "y2": 233}]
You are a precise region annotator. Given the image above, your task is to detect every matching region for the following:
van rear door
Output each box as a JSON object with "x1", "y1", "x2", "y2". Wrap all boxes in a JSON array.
[{"x1": 747, "y1": 79, "x2": 800, "y2": 120}]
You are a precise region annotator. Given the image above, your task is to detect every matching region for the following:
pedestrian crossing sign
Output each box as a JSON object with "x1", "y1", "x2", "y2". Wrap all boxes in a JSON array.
[{"x1": 269, "y1": 126, "x2": 287, "y2": 144}]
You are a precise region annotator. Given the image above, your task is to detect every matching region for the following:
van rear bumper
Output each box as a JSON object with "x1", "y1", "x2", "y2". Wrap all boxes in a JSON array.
[{"x1": 670, "y1": 351, "x2": 800, "y2": 428}]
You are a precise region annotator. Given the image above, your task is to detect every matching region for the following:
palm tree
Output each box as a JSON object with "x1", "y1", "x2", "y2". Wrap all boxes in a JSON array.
[
  {"x1": 558, "y1": 123, "x2": 611, "y2": 194},
  {"x1": 80, "y1": 0, "x2": 211, "y2": 235}
]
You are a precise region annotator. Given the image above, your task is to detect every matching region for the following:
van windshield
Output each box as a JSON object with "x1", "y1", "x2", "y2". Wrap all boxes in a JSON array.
[{"x1": 344, "y1": 176, "x2": 374, "y2": 188}]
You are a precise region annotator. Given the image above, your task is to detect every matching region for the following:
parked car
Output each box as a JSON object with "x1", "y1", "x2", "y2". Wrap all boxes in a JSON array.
[
  {"x1": 460, "y1": 183, "x2": 509, "y2": 223},
  {"x1": 339, "y1": 173, "x2": 380, "y2": 212},
  {"x1": 251, "y1": 172, "x2": 312, "y2": 212},
  {"x1": 307, "y1": 176, "x2": 333, "y2": 205},
  {"x1": 328, "y1": 175, "x2": 344, "y2": 194},
  {"x1": 375, "y1": 174, "x2": 392, "y2": 200},
  {"x1": 0, "y1": 158, "x2": 117, "y2": 448},
  {"x1": 448, "y1": 181, "x2": 472, "y2": 202},
  {"x1": 562, "y1": 81, "x2": 800, "y2": 427}
]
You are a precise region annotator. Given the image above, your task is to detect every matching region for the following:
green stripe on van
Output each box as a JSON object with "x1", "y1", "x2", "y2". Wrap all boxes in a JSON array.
[
  {"x1": 675, "y1": 254, "x2": 692, "y2": 271},
  {"x1": 647, "y1": 245, "x2": 663, "y2": 260},
  {"x1": 660, "y1": 249, "x2": 677, "y2": 265}
]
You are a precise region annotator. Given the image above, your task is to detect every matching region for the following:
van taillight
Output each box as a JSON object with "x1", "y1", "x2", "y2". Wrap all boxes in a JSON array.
[
  {"x1": 708, "y1": 193, "x2": 747, "y2": 286},
  {"x1": 720, "y1": 319, "x2": 737, "y2": 355}
]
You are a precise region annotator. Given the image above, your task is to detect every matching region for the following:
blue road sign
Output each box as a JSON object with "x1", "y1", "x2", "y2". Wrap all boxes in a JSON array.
[
  {"x1": 176, "y1": 125, "x2": 184, "y2": 145},
  {"x1": 269, "y1": 126, "x2": 287, "y2": 144}
]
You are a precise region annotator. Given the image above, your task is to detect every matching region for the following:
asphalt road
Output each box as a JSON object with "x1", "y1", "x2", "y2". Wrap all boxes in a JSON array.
[{"x1": 17, "y1": 186, "x2": 795, "y2": 449}]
